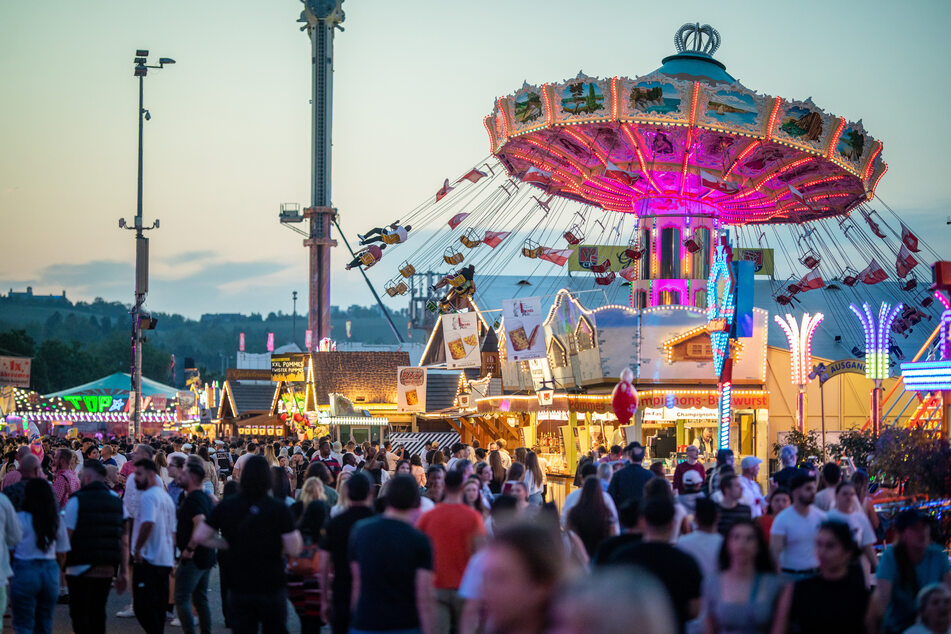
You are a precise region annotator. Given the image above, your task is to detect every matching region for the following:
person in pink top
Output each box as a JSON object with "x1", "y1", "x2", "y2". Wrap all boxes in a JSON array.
[
  {"x1": 1, "y1": 446, "x2": 30, "y2": 491},
  {"x1": 51, "y1": 449, "x2": 80, "y2": 509}
]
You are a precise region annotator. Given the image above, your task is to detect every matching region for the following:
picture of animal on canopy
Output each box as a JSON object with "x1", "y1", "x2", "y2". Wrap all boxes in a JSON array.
[{"x1": 561, "y1": 82, "x2": 605, "y2": 115}]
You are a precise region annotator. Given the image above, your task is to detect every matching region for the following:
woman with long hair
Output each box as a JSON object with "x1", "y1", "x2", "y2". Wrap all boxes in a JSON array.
[
  {"x1": 756, "y1": 488, "x2": 791, "y2": 545},
  {"x1": 789, "y1": 521, "x2": 869, "y2": 633},
  {"x1": 430, "y1": 449, "x2": 446, "y2": 467},
  {"x1": 10, "y1": 479, "x2": 69, "y2": 634},
  {"x1": 514, "y1": 447, "x2": 527, "y2": 465},
  {"x1": 270, "y1": 465, "x2": 294, "y2": 506},
  {"x1": 409, "y1": 454, "x2": 427, "y2": 488},
  {"x1": 463, "y1": 476, "x2": 488, "y2": 518},
  {"x1": 566, "y1": 476, "x2": 617, "y2": 557},
  {"x1": 488, "y1": 451, "x2": 506, "y2": 495},
  {"x1": 154, "y1": 450, "x2": 170, "y2": 485},
  {"x1": 522, "y1": 451, "x2": 545, "y2": 506},
  {"x1": 704, "y1": 520, "x2": 791, "y2": 633}
]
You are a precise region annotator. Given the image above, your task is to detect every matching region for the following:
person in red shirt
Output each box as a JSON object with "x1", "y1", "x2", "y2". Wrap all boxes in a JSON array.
[
  {"x1": 417, "y1": 469, "x2": 486, "y2": 634},
  {"x1": 672, "y1": 445, "x2": 706, "y2": 493}
]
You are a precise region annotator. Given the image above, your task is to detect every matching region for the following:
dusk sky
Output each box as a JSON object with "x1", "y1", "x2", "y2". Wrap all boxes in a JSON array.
[{"x1": 2, "y1": 0, "x2": 950, "y2": 319}]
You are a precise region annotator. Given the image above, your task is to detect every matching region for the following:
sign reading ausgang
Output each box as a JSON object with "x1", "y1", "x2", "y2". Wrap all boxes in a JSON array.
[{"x1": 821, "y1": 359, "x2": 866, "y2": 383}]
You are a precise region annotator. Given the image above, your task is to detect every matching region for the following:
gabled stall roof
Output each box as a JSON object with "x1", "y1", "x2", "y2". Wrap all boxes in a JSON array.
[{"x1": 218, "y1": 381, "x2": 278, "y2": 419}]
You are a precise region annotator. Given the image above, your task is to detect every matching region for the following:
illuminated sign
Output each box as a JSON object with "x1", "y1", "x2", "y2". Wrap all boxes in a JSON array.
[
  {"x1": 271, "y1": 354, "x2": 308, "y2": 382},
  {"x1": 63, "y1": 395, "x2": 127, "y2": 413}
]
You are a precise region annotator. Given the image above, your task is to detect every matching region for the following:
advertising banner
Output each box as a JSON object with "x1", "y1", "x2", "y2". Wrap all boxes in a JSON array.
[
  {"x1": 569, "y1": 245, "x2": 640, "y2": 272},
  {"x1": 733, "y1": 248, "x2": 774, "y2": 276},
  {"x1": 502, "y1": 297, "x2": 546, "y2": 361},
  {"x1": 0, "y1": 356, "x2": 31, "y2": 388},
  {"x1": 397, "y1": 367, "x2": 427, "y2": 412},
  {"x1": 442, "y1": 313, "x2": 481, "y2": 369},
  {"x1": 271, "y1": 353, "x2": 308, "y2": 382}
]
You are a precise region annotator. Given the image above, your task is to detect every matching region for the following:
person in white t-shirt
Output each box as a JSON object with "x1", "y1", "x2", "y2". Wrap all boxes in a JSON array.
[
  {"x1": 677, "y1": 497, "x2": 724, "y2": 581},
  {"x1": 814, "y1": 462, "x2": 843, "y2": 512},
  {"x1": 131, "y1": 459, "x2": 176, "y2": 633},
  {"x1": 770, "y1": 474, "x2": 827, "y2": 579},
  {"x1": 825, "y1": 480, "x2": 877, "y2": 587},
  {"x1": 738, "y1": 456, "x2": 766, "y2": 518}
]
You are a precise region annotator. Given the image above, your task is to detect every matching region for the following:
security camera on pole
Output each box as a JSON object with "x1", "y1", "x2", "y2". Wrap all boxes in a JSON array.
[{"x1": 119, "y1": 50, "x2": 174, "y2": 438}]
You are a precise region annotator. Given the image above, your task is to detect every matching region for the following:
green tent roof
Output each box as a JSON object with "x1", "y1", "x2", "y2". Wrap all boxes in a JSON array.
[{"x1": 44, "y1": 372, "x2": 179, "y2": 399}]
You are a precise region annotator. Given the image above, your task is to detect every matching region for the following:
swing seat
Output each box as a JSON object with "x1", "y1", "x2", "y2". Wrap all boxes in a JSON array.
[
  {"x1": 460, "y1": 229, "x2": 482, "y2": 248},
  {"x1": 448, "y1": 272, "x2": 467, "y2": 288},
  {"x1": 444, "y1": 249, "x2": 465, "y2": 266},
  {"x1": 787, "y1": 283, "x2": 801, "y2": 295},
  {"x1": 843, "y1": 275, "x2": 858, "y2": 287},
  {"x1": 394, "y1": 281, "x2": 409, "y2": 295},
  {"x1": 385, "y1": 283, "x2": 399, "y2": 297},
  {"x1": 399, "y1": 261, "x2": 416, "y2": 278},
  {"x1": 359, "y1": 251, "x2": 378, "y2": 266},
  {"x1": 522, "y1": 240, "x2": 542, "y2": 258},
  {"x1": 382, "y1": 232, "x2": 402, "y2": 245},
  {"x1": 800, "y1": 253, "x2": 820, "y2": 269},
  {"x1": 683, "y1": 238, "x2": 701, "y2": 254},
  {"x1": 903, "y1": 279, "x2": 917, "y2": 292},
  {"x1": 921, "y1": 297, "x2": 934, "y2": 308},
  {"x1": 590, "y1": 258, "x2": 612, "y2": 274},
  {"x1": 439, "y1": 299, "x2": 453, "y2": 313},
  {"x1": 776, "y1": 294, "x2": 792, "y2": 306},
  {"x1": 594, "y1": 271, "x2": 616, "y2": 285},
  {"x1": 564, "y1": 231, "x2": 581, "y2": 245},
  {"x1": 426, "y1": 300, "x2": 439, "y2": 313}
]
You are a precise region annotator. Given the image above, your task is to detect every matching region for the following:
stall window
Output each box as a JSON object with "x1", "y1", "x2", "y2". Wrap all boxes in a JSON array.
[
  {"x1": 548, "y1": 338, "x2": 568, "y2": 368},
  {"x1": 635, "y1": 290, "x2": 648, "y2": 309},
  {"x1": 691, "y1": 227, "x2": 711, "y2": 280},
  {"x1": 660, "y1": 227, "x2": 681, "y2": 279},
  {"x1": 575, "y1": 317, "x2": 595, "y2": 351},
  {"x1": 640, "y1": 228, "x2": 652, "y2": 280},
  {"x1": 694, "y1": 289, "x2": 707, "y2": 309},
  {"x1": 659, "y1": 290, "x2": 680, "y2": 306}
]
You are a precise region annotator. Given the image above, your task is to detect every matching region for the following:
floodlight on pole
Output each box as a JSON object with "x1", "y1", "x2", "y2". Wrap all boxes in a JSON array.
[{"x1": 774, "y1": 312, "x2": 824, "y2": 433}]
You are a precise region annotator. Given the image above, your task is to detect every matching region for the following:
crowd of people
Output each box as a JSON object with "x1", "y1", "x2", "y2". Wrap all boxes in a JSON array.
[{"x1": 0, "y1": 433, "x2": 947, "y2": 634}]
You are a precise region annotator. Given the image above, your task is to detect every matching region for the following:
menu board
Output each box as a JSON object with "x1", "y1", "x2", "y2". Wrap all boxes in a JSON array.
[
  {"x1": 502, "y1": 297, "x2": 546, "y2": 361},
  {"x1": 442, "y1": 313, "x2": 481, "y2": 369},
  {"x1": 396, "y1": 366, "x2": 427, "y2": 413}
]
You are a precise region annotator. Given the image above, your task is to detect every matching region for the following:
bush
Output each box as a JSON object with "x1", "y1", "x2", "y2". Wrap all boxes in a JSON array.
[
  {"x1": 772, "y1": 429, "x2": 825, "y2": 463},
  {"x1": 826, "y1": 428, "x2": 877, "y2": 472},
  {"x1": 871, "y1": 428, "x2": 951, "y2": 497}
]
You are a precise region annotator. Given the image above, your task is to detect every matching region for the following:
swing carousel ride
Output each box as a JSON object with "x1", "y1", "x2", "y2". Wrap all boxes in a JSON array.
[{"x1": 351, "y1": 23, "x2": 940, "y2": 377}]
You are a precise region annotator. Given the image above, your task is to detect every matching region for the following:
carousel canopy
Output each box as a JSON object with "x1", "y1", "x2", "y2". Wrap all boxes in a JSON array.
[{"x1": 484, "y1": 23, "x2": 886, "y2": 223}]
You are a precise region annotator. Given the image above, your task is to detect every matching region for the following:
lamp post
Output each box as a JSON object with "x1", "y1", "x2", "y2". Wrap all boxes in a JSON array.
[
  {"x1": 849, "y1": 302, "x2": 902, "y2": 435},
  {"x1": 292, "y1": 290, "x2": 298, "y2": 348},
  {"x1": 775, "y1": 312, "x2": 824, "y2": 433},
  {"x1": 119, "y1": 50, "x2": 175, "y2": 438}
]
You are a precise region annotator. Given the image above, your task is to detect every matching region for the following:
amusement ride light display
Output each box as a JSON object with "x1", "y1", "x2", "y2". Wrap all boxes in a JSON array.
[
  {"x1": 850, "y1": 301, "x2": 903, "y2": 434},
  {"x1": 774, "y1": 312, "x2": 824, "y2": 432}
]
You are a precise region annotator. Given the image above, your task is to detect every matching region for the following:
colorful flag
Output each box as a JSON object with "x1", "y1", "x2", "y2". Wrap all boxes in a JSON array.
[
  {"x1": 900, "y1": 223, "x2": 921, "y2": 253},
  {"x1": 862, "y1": 212, "x2": 887, "y2": 239},
  {"x1": 238, "y1": 333, "x2": 245, "y2": 352},
  {"x1": 483, "y1": 231, "x2": 510, "y2": 248},
  {"x1": 788, "y1": 184, "x2": 811, "y2": 207},
  {"x1": 858, "y1": 259, "x2": 888, "y2": 285},
  {"x1": 304, "y1": 329, "x2": 313, "y2": 351},
  {"x1": 436, "y1": 178, "x2": 454, "y2": 202},
  {"x1": 604, "y1": 162, "x2": 640, "y2": 188},
  {"x1": 896, "y1": 244, "x2": 918, "y2": 278},
  {"x1": 798, "y1": 269, "x2": 825, "y2": 291},
  {"x1": 448, "y1": 212, "x2": 469, "y2": 229},
  {"x1": 266, "y1": 332, "x2": 274, "y2": 352},
  {"x1": 538, "y1": 247, "x2": 572, "y2": 266},
  {"x1": 456, "y1": 168, "x2": 487, "y2": 184},
  {"x1": 701, "y1": 170, "x2": 740, "y2": 194}
]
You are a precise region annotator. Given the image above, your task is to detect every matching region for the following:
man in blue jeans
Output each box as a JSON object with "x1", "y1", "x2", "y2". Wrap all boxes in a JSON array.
[{"x1": 174, "y1": 461, "x2": 216, "y2": 634}]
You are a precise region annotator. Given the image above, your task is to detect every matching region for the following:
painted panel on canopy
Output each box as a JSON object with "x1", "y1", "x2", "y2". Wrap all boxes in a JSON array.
[
  {"x1": 617, "y1": 74, "x2": 691, "y2": 124},
  {"x1": 508, "y1": 86, "x2": 546, "y2": 135},
  {"x1": 696, "y1": 84, "x2": 768, "y2": 135},
  {"x1": 772, "y1": 99, "x2": 839, "y2": 154},
  {"x1": 554, "y1": 76, "x2": 611, "y2": 124},
  {"x1": 691, "y1": 130, "x2": 744, "y2": 171},
  {"x1": 834, "y1": 123, "x2": 870, "y2": 169},
  {"x1": 731, "y1": 142, "x2": 798, "y2": 181},
  {"x1": 591, "y1": 306, "x2": 640, "y2": 379}
]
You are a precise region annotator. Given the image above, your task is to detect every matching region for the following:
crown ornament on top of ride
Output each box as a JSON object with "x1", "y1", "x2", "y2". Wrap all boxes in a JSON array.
[{"x1": 674, "y1": 23, "x2": 721, "y2": 56}]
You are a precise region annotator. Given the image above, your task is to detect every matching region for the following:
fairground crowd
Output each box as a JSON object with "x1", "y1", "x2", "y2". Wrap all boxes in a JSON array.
[{"x1": 0, "y1": 433, "x2": 947, "y2": 634}]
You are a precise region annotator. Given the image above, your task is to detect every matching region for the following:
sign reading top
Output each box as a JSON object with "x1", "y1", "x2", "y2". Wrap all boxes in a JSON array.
[{"x1": 270, "y1": 353, "x2": 308, "y2": 382}]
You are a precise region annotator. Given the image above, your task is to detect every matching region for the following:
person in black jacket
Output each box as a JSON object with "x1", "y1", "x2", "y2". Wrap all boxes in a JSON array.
[
  {"x1": 607, "y1": 443, "x2": 655, "y2": 510},
  {"x1": 64, "y1": 460, "x2": 128, "y2": 634}
]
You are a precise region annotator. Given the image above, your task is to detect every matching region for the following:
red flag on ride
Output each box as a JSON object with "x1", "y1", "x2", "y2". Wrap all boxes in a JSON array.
[
  {"x1": 798, "y1": 269, "x2": 825, "y2": 291},
  {"x1": 457, "y1": 168, "x2": 487, "y2": 184},
  {"x1": 896, "y1": 244, "x2": 918, "y2": 278},
  {"x1": 538, "y1": 247, "x2": 572, "y2": 266},
  {"x1": 862, "y1": 212, "x2": 887, "y2": 239},
  {"x1": 858, "y1": 259, "x2": 888, "y2": 284},
  {"x1": 900, "y1": 223, "x2": 921, "y2": 253},
  {"x1": 483, "y1": 231, "x2": 510, "y2": 248},
  {"x1": 447, "y1": 213, "x2": 469, "y2": 229},
  {"x1": 604, "y1": 162, "x2": 640, "y2": 188},
  {"x1": 788, "y1": 184, "x2": 813, "y2": 209},
  {"x1": 522, "y1": 167, "x2": 553, "y2": 187},
  {"x1": 701, "y1": 170, "x2": 740, "y2": 195},
  {"x1": 619, "y1": 266, "x2": 638, "y2": 282},
  {"x1": 436, "y1": 178, "x2": 454, "y2": 202}
]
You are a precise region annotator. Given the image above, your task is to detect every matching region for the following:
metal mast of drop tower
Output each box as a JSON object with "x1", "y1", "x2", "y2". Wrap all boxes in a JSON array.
[{"x1": 300, "y1": 0, "x2": 344, "y2": 341}]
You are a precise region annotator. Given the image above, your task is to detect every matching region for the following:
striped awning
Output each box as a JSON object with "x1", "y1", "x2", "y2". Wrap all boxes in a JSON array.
[{"x1": 388, "y1": 431, "x2": 460, "y2": 460}]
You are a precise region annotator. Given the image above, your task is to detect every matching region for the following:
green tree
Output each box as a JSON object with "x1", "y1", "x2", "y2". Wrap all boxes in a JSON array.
[
  {"x1": 772, "y1": 429, "x2": 824, "y2": 463},
  {"x1": 826, "y1": 428, "x2": 877, "y2": 472}
]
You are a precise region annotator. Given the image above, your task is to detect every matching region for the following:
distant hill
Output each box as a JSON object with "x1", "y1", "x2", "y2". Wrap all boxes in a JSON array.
[{"x1": 0, "y1": 289, "x2": 412, "y2": 392}]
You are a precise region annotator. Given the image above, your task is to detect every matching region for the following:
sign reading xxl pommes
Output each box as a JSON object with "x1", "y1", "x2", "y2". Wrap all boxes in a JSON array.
[
  {"x1": 0, "y1": 356, "x2": 31, "y2": 388},
  {"x1": 270, "y1": 353, "x2": 308, "y2": 382}
]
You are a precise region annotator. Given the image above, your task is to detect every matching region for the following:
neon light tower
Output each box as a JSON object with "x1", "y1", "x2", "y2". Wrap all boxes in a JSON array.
[
  {"x1": 775, "y1": 312, "x2": 824, "y2": 433},
  {"x1": 299, "y1": 0, "x2": 345, "y2": 340},
  {"x1": 850, "y1": 302, "x2": 902, "y2": 435},
  {"x1": 707, "y1": 238, "x2": 736, "y2": 449}
]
